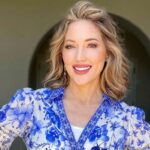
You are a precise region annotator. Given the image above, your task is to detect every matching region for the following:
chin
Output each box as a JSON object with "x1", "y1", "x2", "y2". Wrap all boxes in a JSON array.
[
  {"x1": 68, "y1": 71, "x2": 100, "y2": 87},
  {"x1": 70, "y1": 77, "x2": 96, "y2": 87}
]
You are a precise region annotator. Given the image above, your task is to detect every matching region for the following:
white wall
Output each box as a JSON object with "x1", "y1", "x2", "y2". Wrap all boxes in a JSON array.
[{"x1": 0, "y1": 0, "x2": 149, "y2": 104}]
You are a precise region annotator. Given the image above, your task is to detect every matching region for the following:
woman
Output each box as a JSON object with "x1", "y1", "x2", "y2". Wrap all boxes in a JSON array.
[{"x1": 0, "y1": 1, "x2": 150, "y2": 149}]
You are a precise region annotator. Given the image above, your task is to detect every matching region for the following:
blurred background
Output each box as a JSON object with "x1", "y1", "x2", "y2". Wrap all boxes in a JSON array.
[{"x1": 0, "y1": 0, "x2": 150, "y2": 149}]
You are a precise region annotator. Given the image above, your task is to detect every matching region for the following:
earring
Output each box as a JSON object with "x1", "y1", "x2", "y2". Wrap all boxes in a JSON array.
[
  {"x1": 63, "y1": 66, "x2": 67, "y2": 81},
  {"x1": 63, "y1": 70, "x2": 67, "y2": 77}
]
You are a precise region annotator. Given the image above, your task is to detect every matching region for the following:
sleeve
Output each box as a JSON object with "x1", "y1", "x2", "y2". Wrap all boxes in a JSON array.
[
  {"x1": 127, "y1": 106, "x2": 150, "y2": 150},
  {"x1": 0, "y1": 88, "x2": 34, "y2": 149}
]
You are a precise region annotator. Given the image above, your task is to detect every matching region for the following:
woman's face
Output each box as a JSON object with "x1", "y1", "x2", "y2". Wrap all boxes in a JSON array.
[{"x1": 62, "y1": 20, "x2": 107, "y2": 86}]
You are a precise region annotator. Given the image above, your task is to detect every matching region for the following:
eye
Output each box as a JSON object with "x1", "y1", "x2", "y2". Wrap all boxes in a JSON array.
[
  {"x1": 64, "y1": 44, "x2": 74, "y2": 49},
  {"x1": 88, "y1": 43, "x2": 98, "y2": 48}
]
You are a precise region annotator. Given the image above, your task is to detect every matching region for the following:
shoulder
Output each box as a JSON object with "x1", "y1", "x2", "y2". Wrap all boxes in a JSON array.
[
  {"x1": 116, "y1": 102, "x2": 150, "y2": 148},
  {"x1": 104, "y1": 96, "x2": 150, "y2": 149},
  {"x1": 115, "y1": 101, "x2": 145, "y2": 121},
  {"x1": 11, "y1": 87, "x2": 64, "y2": 104},
  {"x1": 105, "y1": 96, "x2": 146, "y2": 123}
]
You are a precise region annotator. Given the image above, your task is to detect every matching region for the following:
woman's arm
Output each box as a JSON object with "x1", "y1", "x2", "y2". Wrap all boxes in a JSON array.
[
  {"x1": 126, "y1": 106, "x2": 150, "y2": 149},
  {"x1": 0, "y1": 88, "x2": 34, "y2": 150}
]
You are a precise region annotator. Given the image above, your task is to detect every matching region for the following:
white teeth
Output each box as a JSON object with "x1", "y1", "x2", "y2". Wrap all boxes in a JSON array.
[{"x1": 74, "y1": 67, "x2": 91, "y2": 71}]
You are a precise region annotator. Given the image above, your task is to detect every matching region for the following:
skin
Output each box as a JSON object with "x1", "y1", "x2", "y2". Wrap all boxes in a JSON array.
[{"x1": 62, "y1": 20, "x2": 108, "y2": 127}]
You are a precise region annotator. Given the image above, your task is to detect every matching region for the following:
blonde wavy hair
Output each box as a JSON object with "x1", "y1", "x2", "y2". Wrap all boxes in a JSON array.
[{"x1": 44, "y1": 0, "x2": 130, "y2": 100}]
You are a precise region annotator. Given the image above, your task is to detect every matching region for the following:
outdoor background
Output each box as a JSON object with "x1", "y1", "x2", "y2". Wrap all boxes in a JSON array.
[{"x1": 0, "y1": 0, "x2": 150, "y2": 149}]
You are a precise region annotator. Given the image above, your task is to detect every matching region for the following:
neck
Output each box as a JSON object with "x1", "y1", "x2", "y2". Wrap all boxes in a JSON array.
[{"x1": 64, "y1": 80, "x2": 102, "y2": 105}]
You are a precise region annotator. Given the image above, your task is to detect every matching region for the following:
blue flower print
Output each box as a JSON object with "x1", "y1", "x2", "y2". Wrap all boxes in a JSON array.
[
  {"x1": 44, "y1": 107, "x2": 61, "y2": 129},
  {"x1": 45, "y1": 127, "x2": 61, "y2": 147},
  {"x1": 89, "y1": 125, "x2": 109, "y2": 142},
  {"x1": 30, "y1": 116, "x2": 43, "y2": 136},
  {"x1": 91, "y1": 144, "x2": 107, "y2": 150},
  {"x1": 42, "y1": 89, "x2": 53, "y2": 102},
  {"x1": 137, "y1": 139, "x2": 144, "y2": 147},
  {"x1": 10, "y1": 89, "x2": 26, "y2": 103},
  {"x1": 110, "y1": 122, "x2": 119, "y2": 131},
  {"x1": 91, "y1": 145, "x2": 100, "y2": 150},
  {"x1": 112, "y1": 141, "x2": 120, "y2": 149},
  {"x1": 0, "y1": 111, "x2": 6, "y2": 122},
  {"x1": 7, "y1": 102, "x2": 33, "y2": 128},
  {"x1": 131, "y1": 107, "x2": 145, "y2": 120}
]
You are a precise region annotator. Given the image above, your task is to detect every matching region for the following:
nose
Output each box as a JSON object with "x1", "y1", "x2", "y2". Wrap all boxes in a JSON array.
[{"x1": 75, "y1": 47, "x2": 86, "y2": 61}]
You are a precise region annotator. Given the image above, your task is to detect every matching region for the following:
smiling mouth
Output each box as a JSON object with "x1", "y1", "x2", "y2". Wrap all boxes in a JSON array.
[{"x1": 73, "y1": 65, "x2": 92, "y2": 75}]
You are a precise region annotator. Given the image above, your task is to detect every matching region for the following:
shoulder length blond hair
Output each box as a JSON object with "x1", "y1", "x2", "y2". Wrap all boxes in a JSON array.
[{"x1": 44, "y1": 0, "x2": 131, "y2": 100}]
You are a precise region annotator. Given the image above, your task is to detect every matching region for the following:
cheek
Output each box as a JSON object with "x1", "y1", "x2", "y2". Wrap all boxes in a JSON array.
[
  {"x1": 62, "y1": 51, "x2": 73, "y2": 64},
  {"x1": 62, "y1": 51, "x2": 76, "y2": 74},
  {"x1": 89, "y1": 49, "x2": 106, "y2": 65}
]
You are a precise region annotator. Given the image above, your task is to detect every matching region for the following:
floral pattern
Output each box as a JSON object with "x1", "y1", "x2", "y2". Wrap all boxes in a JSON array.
[{"x1": 0, "y1": 87, "x2": 150, "y2": 150}]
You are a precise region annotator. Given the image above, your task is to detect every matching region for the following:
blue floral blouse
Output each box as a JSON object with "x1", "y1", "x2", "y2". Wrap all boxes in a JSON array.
[{"x1": 0, "y1": 87, "x2": 150, "y2": 150}]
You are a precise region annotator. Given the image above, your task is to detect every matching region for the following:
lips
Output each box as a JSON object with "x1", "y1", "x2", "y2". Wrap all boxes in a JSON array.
[{"x1": 73, "y1": 64, "x2": 92, "y2": 75}]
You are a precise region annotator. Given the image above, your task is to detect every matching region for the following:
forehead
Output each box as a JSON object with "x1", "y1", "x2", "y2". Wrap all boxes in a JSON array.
[{"x1": 65, "y1": 20, "x2": 102, "y2": 40}]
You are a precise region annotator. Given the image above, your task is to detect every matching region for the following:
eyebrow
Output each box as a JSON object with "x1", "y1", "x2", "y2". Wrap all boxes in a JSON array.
[{"x1": 65, "y1": 38, "x2": 100, "y2": 42}]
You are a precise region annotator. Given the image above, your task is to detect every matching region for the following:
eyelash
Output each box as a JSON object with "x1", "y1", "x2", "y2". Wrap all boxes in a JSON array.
[
  {"x1": 88, "y1": 43, "x2": 98, "y2": 48},
  {"x1": 64, "y1": 45, "x2": 74, "y2": 49},
  {"x1": 64, "y1": 43, "x2": 98, "y2": 49}
]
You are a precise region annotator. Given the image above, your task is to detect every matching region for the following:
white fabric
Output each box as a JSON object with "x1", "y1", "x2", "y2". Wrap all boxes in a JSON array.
[{"x1": 71, "y1": 125, "x2": 84, "y2": 141}]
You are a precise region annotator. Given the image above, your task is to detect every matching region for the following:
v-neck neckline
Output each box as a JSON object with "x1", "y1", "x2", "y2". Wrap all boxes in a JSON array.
[{"x1": 55, "y1": 87, "x2": 110, "y2": 150}]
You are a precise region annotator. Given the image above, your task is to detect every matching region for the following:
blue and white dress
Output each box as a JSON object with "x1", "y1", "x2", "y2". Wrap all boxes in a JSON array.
[{"x1": 0, "y1": 87, "x2": 150, "y2": 150}]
